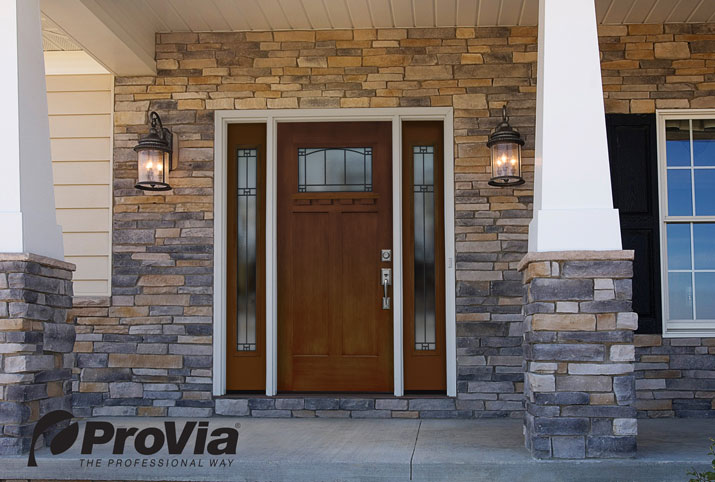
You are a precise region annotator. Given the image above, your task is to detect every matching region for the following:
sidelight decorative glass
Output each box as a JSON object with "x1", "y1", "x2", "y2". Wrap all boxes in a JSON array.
[
  {"x1": 663, "y1": 118, "x2": 715, "y2": 325},
  {"x1": 413, "y1": 146, "x2": 436, "y2": 351},
  {"x1": 298, "y1": 147, "x2": 372, "y2": 192},
  {"x1": 236, "y1": 148, "x2": 258, "y2": 351}
]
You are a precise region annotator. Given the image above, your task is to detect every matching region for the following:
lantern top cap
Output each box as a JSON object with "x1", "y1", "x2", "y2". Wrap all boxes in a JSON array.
[
  {"x1": 134, "y1": 111, "x2": 171, "y2": 152},
  {"x1": 487, "y1": 106, "x2": 524, "y2": 147}
]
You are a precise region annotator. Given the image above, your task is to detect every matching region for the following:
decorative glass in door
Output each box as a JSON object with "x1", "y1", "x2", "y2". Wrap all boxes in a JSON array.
[
  {"x1": 236, "y1": 148, "x2": 257, "y2": 351},
  {"x1": 413, "y1": 146, "x2": 436, "y2": 351},
  {"x1": 298, "y1": 147, "x2": 372, "y2": 192}
]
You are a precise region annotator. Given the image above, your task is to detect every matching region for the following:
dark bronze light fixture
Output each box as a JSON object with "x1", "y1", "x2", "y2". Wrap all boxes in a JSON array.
[
  {"x1": 135, "y1": 111, "x2": 174, "y2": 191},
  {"x1": 487, "y1": 106, "x2": 524, "y2": 187}
]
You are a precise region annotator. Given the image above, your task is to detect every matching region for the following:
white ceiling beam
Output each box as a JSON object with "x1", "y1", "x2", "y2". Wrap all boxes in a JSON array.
[{"x1": 40, "y1": 0, "x2": 155, "y2": 76}]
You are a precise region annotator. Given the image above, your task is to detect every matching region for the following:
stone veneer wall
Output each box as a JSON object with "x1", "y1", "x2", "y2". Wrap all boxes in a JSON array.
[
  {"x1": 68, "y1": 23, "x2": 715, "y2": 417},
  {"x1": 0, "y1": 254, "x2": 75, "y2": 454}
]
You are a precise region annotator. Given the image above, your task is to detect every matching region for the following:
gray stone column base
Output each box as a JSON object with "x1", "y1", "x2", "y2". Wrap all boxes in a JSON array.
[
  {"x1": 0, "y1": 253, "x2": 75, "y2": 455},
  {"x1": 518, "y1": 251, "x2": 637, "y2": 459}
]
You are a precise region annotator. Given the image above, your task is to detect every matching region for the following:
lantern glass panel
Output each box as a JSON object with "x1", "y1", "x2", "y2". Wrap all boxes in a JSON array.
[
  {"x1": 490, "y1": 142, "x2": 521, "y2": 180},
  {"x1": 137, "y1": 149, "x2": 167, "y2": 186}
]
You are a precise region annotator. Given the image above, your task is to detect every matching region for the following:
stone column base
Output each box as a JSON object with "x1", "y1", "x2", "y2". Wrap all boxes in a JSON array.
[
  {"x1": 518, "y1": 251, "x2": 637, "y2": 459},
  {"x1": 0, "y1": 253, "x2": 75, "y2": 455}
]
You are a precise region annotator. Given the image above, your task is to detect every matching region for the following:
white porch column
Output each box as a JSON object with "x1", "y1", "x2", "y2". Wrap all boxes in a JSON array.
[
  {"x1": 0, "y1": 0, "x2": 64, "y2": 259},
  {"x1": 529, "y1": 0, "x2": 622, "y2": 252}
]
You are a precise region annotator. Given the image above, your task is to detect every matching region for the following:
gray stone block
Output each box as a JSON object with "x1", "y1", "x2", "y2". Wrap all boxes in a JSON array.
[
  {"x1": 276, "y1": 398, "x2": 305, "y2": 410},
  {"x1": 561, "y1": 406, "x2": 637, "y2": 418},
  {"x1": 375, "y1": 399, "x2": 408, "y2": 410},
  {"x1": 532, "y1": 344, "x2": 605, "y2": 362},
  {"x1": 530, "y1": 278, "x2": 593, "y2": 301},
  {"x1": 0, "y1": 401, "x2": 30, "y2": 424},
  {"x1": 215, "y1": 399, "x2": 249, "y2": 416},
  {"x1": 408, "y1": 398, "x2": 456, "y2": 411},
  {"x1": 552, "y1": 436, "x2": 586, "y2": 459},
  {"x1": 562, "y1": 261, "x2": 633, "y2": 279},
  {"x1": 614, "y1": 376, "x2": 635, "y2": 404},
  {"x1": 109, "y1": 382, "x2": 143, "y2": 398},
  {"x1": 5, "y1": 384, "x2": 47, "y2": 402},
  {"x1": 251, "y1": 409, "x2": 291, "y2": 418},
  {"x1": 305, "y1": 398, "x2": 340, "y2": 410},
  {"x1": 167, "y1": 407, "x2": 213, "y2": 417},
  {"x1": 586, "y1": 435, "x2": 636, "y2": 458},
  {"x1": 670, "y1": 355, "x2": 715, "y2": 370},
  {"x1": 533, "y1": 392, "x2": 590, "y2": 406},
  {"x1": 579, "y1": 300, "x2": 632, "y2": 313},
  {"x1": 350, "y1": 410, "x2": 392, "y2": 418},
  {"x1": 0, "y1": 436, "x2": 32, "y2": 456},
  {"x1": 340, "y1": 398, "x2": 374, "y2": 410},
  {"x1": 534, "y1": 417, "x2": 589, "y2": 436},
  {"x1": 43, "y1": 322, "x2": 75, "y2": 353},
  {"x1": 248, "y1": 399, "x2": 275, "y2": 410}
]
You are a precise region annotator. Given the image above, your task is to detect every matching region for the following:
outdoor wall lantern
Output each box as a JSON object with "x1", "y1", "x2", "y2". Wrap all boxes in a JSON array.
[
  {"x1": 487, "y1": 106, "x2": 524, "y2": 187},
  {"x1": 134, "y1": 111, "x2": 175, "y2": 191}
]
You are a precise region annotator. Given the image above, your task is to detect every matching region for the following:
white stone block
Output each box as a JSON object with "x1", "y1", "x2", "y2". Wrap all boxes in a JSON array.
[
  {"x1": 610, "y1": 345, "x2": 635, "y2": 361},
  {"x1": 613, "y1": 418, "x2": 638, "y2": 435},
  {"x1": 530, "y1": 362, "x2": 558, "y2": 373},
  {"x1": 528, "y1": 373, "x2": 556, "y2": 392},
  {"x1": 617, "y1": 312, "x2": 638, "y2": 330},
  {"x1": 594, "y1": 278, "x2": 614, "y2": 290},
  {"x1": 556, "y1": 302, "x2": 579, "y2": 313},
  {"x1": 567, "y1": 363, "x2": 633, "y2": 375}
]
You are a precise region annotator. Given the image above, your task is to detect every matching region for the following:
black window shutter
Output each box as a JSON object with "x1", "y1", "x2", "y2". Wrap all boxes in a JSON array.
[{"x1": 605, "y1": 114, "x2": 662, "y2": 334}]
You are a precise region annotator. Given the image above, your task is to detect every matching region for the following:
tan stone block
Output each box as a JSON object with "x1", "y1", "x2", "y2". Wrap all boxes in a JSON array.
[
  {"x1": 513, "y1": 52, "x2": 537, "y2": 63},
  {"x1": 156, "y1": 59, "x2": 179, "y2": 70},
  {"x1": 532, "y1": 314, "x2": 596, "y2": 331},
  {"x1": 634, "y1": 336, "x2": 662, "y2": 351},
  {"x1": 274, "y1": 31, "x2": 315, "y2": 42},
  {"x1": 206, "y1": 98, "x2": 235, "y2": 110},
  {"x1": 405, "y1": 65, "x2": 453, "y2": 80},
  {"x1": 524, "y1": 261, "x2": 551, "y2": 282},
  {"x1": 80, "y1": 382, "x2": 108, "y2": 393},
  {"x1": 114, "y1": 111, "x2": 146, "y2": 126},
  {"x1": 635, "y1": 399, "x2": 672, "y2": 411},
  {"x1": 598, "y1": 25, "x2": 628, "y2": 37},
  {"x1": 655, "y1": 99, "x2": 690, "y2": 109},
  {"x1": 77, "y1": 316, "x2": 118, "y2": 326},
  {"x1": 370, "y1": 97, "x2": 399, "y2": 107},
  {"x1": 460, "y1": 53, "x2": 484, "y2": 64},
  {"x1": 453, "y1": 93, "x2": 488, "y2": 109},
  {"x1": 363, "y1": 55, "x2": 410, "y2": 67},
  {"x1": 134, "y1": 294, "x2": 190, "y2": 306},
  {"x1": 297, "y1": 57, "x2": 328, "y2": 68},
  {"x1": 46, "y1": 381, "x2": 64, "y2": 398},
  {"x1": 597, "y1": 313, "x2": 616, "y2": 331},
  {"x1": 340, "y1": 98, "x2": 370, "y2": 108},
  {"x1": 236, "y1": 97, "x2": 267, "y2": 109},
  {"x1": 601, "y1": 60, "x2": 640, "y2": 70},
  {"x1": 605, "y1": 99, "x2": 630, "y2": 114},
  {"x1": 108, "y1": 354, "x2": 183, "y2": 369},
  {"x1": 631, "y1": 99, "x2": 655, "y2": 113},
  {"x1": 180, "y1": 59, "x2": 217, "y2": 70},
  {"x1": 654, "y1": 41, "x2": 690, "y2": 59},
  {"x1": 0, "y1": 319, "x2": 31, "y2": 331},
  {"x1": 73, "y1": 341, "x2": 93, "y2": 353},
  {"x1": 629, "y1": 24, "x2": 663, "y2": 35},
  {"x1": 139, "y1": 406, "x2": 167, "y2": 416},
  {"x1": 377, "y1": 29, "x2": 407, "y2": 40},
  {"x1": 315, "y1": 30, "x2": 353, "y2": 41},
  {"x1": 328, "y1": 56, "x2": 362, "y2": 67},
  {"x1": 177, "y1": 99, "x2": 204, "y2": 110},
  {"x1": 456, "y1": 28, "x2": 475, "y2": 39},
  {"x1": 138, "y1": 275, "x2": 184, "y2": 287},
  {"x1": 267, "y1": 97, "x2": 299, "y2": 109},
  {"x1": 590, "y1": 393, "x2": 615, "y2": 405},
  {"x1": 254, "y1": 58, "x2": 298, "y2": 68},
  {"x1": 691, "y1": 96, "x2": 715, "y2": 108}
]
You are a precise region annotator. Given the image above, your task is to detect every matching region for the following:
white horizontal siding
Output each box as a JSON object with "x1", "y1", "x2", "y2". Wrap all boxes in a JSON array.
[{"x1": 48, "y1": 72, "x2": 113, "y2": 297}]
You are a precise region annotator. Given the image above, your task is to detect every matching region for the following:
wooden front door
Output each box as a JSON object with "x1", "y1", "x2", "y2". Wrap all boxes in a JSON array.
[{"x1": 277, "y1": 122, "x2": 393, "y2": 392}]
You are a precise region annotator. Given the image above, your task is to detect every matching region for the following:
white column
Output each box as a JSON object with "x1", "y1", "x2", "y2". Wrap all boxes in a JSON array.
[
  {"x1": 529, "y1": 0, "x2": 622, "y2": 252},
  {"x1": 0, "y1": 0, "x2": 64, "y2": 260}
]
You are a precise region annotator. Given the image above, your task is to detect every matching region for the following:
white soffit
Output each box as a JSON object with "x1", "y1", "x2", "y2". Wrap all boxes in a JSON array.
[{"x1": 58, "y1": 0, "x2": 715, "y2": 32}]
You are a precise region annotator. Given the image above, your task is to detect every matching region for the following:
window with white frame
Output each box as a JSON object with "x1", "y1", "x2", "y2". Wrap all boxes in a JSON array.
[{"x1": 660, "y1": 113, "x2": 715, "y2": 336}]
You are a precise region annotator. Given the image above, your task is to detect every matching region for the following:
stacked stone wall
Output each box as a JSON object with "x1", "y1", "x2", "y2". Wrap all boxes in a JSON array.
[{"x1": 67, "y1": 23, "x2": 715, "y2": 417}]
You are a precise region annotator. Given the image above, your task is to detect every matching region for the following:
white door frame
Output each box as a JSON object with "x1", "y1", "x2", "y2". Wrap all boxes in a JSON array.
[{"x1": 213, "y1": 107, "x2": 456, "y2": 397}]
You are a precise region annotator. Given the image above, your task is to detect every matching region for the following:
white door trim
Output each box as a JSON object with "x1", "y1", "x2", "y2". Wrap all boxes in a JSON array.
[{"x1": 213, "y1": 107, "x2": 456, "y2": 397}]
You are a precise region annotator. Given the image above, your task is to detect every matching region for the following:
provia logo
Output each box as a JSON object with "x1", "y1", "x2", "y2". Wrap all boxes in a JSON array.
[{"x1": 28, "y1": 410, "x2": 239, "y2": 467}]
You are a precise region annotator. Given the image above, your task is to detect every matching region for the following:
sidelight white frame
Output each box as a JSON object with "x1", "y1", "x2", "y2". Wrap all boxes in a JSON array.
[{"x1": 213, "y1": 108, "x2": 456, "y2": 397}]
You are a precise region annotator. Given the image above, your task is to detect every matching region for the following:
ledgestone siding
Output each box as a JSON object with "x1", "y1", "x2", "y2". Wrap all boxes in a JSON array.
[{"x1": 69, "y1": 24, "x2": 715, "y2": 417}]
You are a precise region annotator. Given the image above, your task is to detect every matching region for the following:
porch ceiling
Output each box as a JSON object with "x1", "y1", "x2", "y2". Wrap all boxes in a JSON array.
[{"x1": 39, "y1": 0, "x2": 715, "y2": 76}]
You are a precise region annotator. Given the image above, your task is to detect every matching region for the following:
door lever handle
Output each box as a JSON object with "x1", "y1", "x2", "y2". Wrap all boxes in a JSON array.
[{"x1": 381, "y1": 268, "x2": 391, "y2": 310}]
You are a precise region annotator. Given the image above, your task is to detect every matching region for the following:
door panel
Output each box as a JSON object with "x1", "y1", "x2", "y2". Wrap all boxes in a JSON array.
[{"x1": 277, "y1": 122, "x2": 393, "y2": 392}]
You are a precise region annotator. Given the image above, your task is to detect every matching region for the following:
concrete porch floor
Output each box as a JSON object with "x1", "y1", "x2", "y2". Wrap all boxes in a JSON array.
[{"x1": 1, "y1": 418, "x2": 713, "y2": 481}]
